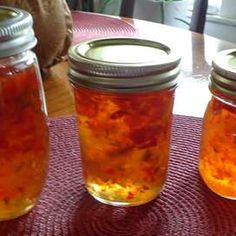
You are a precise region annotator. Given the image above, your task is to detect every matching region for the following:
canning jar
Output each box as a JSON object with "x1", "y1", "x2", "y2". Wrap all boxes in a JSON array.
[
  {"x1": 199, "y1": 49, "x2": 236, "y2": 199},
  {"x1": 68, "y1": 38, "x2": 181, "y2": 206},
  {"x1": 0, "y1": 7, "x2": 49, "y2": 220}
]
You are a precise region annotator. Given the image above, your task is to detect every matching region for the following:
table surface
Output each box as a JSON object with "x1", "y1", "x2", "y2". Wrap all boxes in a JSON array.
[{"x1": 44, "y1": 11, "x2": 236, "y2": 118}]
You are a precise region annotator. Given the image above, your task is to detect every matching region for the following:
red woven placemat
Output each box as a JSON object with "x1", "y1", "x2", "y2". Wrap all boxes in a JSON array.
[
  {"x1": 72, "y1": 11, "x2": 137, "y2": 44},
  {"x1": 1, "y1": 115, "x2": 236, "y2": 235}
]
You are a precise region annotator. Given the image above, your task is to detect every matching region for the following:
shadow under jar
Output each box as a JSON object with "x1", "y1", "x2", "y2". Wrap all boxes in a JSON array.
[
  {"x1": 68, "y1": 38, "x2": 181, "y2": 206},
  {"x1": 199, "y1": 49, "x2": 236, "y2": 199},
  {"x1": 0, "y1": 7, "x2": 49, "y2": 220}
]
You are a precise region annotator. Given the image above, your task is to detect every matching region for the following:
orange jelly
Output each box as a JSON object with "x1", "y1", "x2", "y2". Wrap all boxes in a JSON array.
[
  {"x1": 74, "y1": 87, "x2": 174, "y2": 205},
  {"x1": 0, "y1": 63, "x2": 49, "y2": 220},
  {"x1": 199, "y1": 96, "x2": 236, "y2": 199},
  {"x1": 199, "y1": 49, "x2": 236, "y2": 199}
]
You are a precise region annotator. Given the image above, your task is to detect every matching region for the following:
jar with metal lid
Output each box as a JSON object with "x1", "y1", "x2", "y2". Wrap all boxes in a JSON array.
[
  {"x1": 68, "y1": 38, "x2": 181, "y2": 206},
  {"x1": 199, "y1": 49, "x2": 236, "y2": 199},
  {"x1": 0, "y1": 7, "x2": 49, "y2": 220}
]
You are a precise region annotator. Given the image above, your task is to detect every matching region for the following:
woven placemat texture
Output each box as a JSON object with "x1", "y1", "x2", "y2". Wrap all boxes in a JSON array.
[
  {"x1": 1, "y1": 115, "x2": 236, "y2": 236},
  {"x1": 72, "y1": 11, "x2": 137, "y2": 44}
]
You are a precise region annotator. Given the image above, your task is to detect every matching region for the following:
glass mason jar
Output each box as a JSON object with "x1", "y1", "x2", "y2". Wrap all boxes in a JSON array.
[
  {"x1": 199, "y1": 49, "x2": 236, "y2": 199},
  {"x1": 0, "y1": 7, "x2": 49, "y2": 220},
  {"x1": 68, "y1": 38, "x2": 181, "y2": 206}
]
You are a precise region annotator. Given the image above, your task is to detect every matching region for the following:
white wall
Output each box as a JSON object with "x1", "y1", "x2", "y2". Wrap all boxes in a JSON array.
[
  {"x1": 133, "y1": 0, "x2": 236, "y2": 45},
  {"x1": 204, "y1": 15, "x2": 236, "y2": 44}
]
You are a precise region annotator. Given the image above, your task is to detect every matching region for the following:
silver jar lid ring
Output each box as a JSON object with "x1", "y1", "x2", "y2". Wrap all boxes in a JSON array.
[
  {"x1": 68, "y1": 37, "x2": 181, "y2": 92},
  {"x1": 212, "y1": 49, "x2": 236, "y2": 81},
  {"x1": 0, "y1": 6, "x2": 36, "y2": 57}
]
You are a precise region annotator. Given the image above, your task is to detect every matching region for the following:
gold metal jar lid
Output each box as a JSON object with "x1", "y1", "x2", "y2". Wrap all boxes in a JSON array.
[
  {"x1": 68, "y1": 38, "x2": 181, "y2": 92},
  {"x1": 211, "y1": 49, "x2": 236, "y2": 96},
  {"x1": 0, "y1": 6, "x2": 36, "y2": 57}
]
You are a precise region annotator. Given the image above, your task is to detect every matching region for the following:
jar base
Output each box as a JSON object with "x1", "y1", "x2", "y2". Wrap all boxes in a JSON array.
[
  {"x1": 0, "y1": 203, "x2": 35, "y2": 221},
  {"x1": 216, "y1": 194, "x2": 236, "y2": 200},
  {"x1": 204, "y1": 185, "x2": 236, "y2": 200},
  {"x1": 88, "y1": 190, "x2": 159, "y2": 207}
]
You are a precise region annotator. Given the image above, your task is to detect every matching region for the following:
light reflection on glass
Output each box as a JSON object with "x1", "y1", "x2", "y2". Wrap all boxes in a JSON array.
[{"x1": 173, "y1": 74, "x2": 211, "y2": 118}]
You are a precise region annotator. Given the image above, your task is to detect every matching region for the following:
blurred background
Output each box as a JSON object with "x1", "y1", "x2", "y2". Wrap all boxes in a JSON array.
[{"x1": 66, "y1": 0, "x2": 236, "y2": 44}]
